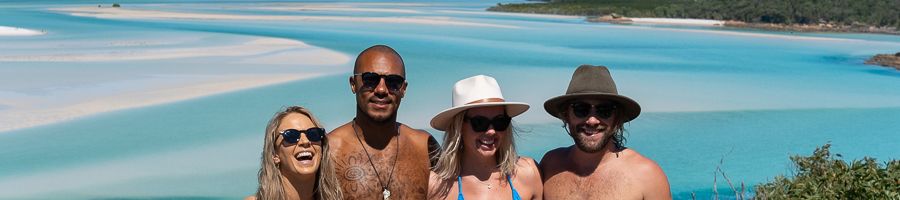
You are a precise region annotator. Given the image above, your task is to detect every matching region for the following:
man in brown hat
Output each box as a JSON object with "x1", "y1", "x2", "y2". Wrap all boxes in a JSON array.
[
  {"x1": 540, "y1": 65, "x2": 671, "y2": 199},
  {"x1": 327, "y1": 45, "x2": 440, "y2": 199}
]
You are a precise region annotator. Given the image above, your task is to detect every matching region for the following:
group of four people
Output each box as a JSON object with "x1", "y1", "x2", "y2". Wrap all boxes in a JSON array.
[{"x1": 249, "y1": 45, "x2": 671, "y2": 200}]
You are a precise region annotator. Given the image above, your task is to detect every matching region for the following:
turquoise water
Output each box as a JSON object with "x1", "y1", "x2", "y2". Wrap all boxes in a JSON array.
[{"x1": 1, "y1": 1, "x2": 899, "y2": 199}]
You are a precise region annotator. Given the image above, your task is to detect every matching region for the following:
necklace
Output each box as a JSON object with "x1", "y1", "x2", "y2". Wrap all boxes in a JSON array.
[
  {"x1": 352, "y1": 120, "x2": 400, "y2": 200},
  {"x1": 468, "y1": 176, "x2": 494, "y2": 190}
]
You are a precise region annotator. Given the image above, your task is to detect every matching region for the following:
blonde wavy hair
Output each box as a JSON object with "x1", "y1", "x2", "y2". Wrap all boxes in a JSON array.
[
  {"x1": 432, "y1": 110, "x2": 519, "y2": 193},
  {"x1": 255, "y1": 106, "x2": 343, "y2": 200}
]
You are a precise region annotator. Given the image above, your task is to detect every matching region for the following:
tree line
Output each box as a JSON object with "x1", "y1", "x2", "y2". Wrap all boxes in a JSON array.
[{"x1": 489, "y1": 0, "x2": 900, "y2": 28}]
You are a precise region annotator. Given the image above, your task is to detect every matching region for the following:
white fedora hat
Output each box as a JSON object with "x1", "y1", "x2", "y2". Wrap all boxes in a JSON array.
[{"x1": 430, "y1": 75, "x2": 529, "y2": 131}]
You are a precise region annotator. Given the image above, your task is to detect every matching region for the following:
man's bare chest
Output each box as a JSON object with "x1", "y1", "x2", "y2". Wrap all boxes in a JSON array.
[
  {"x1": 334, "y1": 147, "x2": 429, "y2": 199},
  {"x1": 544, "y1": 170, "x2": 638, "y2": 200}
]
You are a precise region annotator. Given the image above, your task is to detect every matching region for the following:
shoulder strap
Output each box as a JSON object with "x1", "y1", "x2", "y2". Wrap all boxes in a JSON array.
[{"x1": 457, "y1": 176, "x2": 465, "y2": 200}]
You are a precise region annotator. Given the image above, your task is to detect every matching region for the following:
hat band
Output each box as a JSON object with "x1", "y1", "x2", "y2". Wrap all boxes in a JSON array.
[{"x1": 465, "y1": 98, "x2": 505, "y2": 105}]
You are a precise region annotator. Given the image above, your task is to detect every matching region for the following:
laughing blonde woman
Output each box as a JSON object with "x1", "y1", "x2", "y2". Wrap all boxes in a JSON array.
[{"x1": 249, "y1": 106, "x2": 342, "y2": 200}]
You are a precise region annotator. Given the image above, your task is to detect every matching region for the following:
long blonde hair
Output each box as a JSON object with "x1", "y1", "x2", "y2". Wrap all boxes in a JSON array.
[
  {"x1": 432, "y1": 110, "x2": 519, "y2": 191},
  {"x1": 255, "y1": 106, "x2": 343, "y2": 200}
]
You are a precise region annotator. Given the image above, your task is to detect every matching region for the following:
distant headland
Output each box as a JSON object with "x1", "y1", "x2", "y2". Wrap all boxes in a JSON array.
[{"x1": 488, "y1": 0, "x2": 900, "y2": 35}]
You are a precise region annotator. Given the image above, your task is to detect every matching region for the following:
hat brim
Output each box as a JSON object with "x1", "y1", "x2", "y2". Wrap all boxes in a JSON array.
[
  {"x1": 543, "y1": 93, "x2": 641, "y2": 122},
  {"x1": 431, "y1": 102, "x2": 529, "y2": 131}
]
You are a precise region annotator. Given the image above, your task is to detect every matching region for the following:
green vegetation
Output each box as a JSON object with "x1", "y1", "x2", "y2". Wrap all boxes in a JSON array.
[
  {"x1": 754, "y1": 144, "x2": 900, "y2": 199},
  {"x1": 489, "y1": 0, "x2": 687, "y2": 16},
  {"x1": 489, "y1": 0, "x2": 900, "y2": 29},
  {"x1": 112, "y1": 3, "x2": 121, "y2": 8}
]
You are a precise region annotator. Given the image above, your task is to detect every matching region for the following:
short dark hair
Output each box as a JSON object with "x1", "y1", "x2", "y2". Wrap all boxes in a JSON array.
[{"x1": 353, "y1": 45, "x2": 405, "y2": 75}]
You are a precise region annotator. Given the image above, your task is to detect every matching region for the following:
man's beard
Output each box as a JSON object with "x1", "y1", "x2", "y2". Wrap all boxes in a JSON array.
[{"x1": 569, "y1": 123, "x2": 612, "y2": 153}]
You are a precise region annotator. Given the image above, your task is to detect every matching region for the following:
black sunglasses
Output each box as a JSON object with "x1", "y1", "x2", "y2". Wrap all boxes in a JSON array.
[
  {"x1": 464, "y1": 114, "x2": 511, "y2": 132},
  {"x1": 354, "y1": 72, "x2": 405, "y2": 92},
  {"x1": 280, "y1": 127, "x2": 326, "y2": 144},
  {"x1": 570, "y1": 102, "x2": 617, "y2": 119}
]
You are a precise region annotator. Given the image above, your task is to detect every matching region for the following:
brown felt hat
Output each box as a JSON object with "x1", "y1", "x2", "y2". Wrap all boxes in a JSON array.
[{"x1": 544, "y1": 65, "x2": 641, "y2": 122}]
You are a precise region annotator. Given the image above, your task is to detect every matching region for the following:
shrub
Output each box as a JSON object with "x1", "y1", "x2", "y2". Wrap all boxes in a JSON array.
[
  {"x1": 754, "y1": 144, "x2": 900, "y2": 199},
  {"x1": 112, "y1": 3, "x2": 121, "y2": 8}
]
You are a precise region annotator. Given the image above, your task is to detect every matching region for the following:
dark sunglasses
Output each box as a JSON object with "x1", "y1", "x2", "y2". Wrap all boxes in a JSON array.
[
  {"x1": 570, "y1": 102, "x2": 617, "y2": 119},
  {"x1": 280, "y1": 127, "x2": 325, "y2": 144},
  {"x1": 354, "y1": 72, "x2": 405, "y2": 92},
  {"x1": 464, "y1": 114, "x2": 511, "y2": 132}
]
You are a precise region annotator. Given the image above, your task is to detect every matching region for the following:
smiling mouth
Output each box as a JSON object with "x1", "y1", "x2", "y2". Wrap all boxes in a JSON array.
[
  {"x1": 476, "y1": 136, "x2": 496, "y2": 149},
  {"x1": 296, "y1": 151, "x2": 314, "y2": 161},
  {"x1": 369, "y1": 98, "x2": 391, "y2": 108},
  {"x1": 581, "y1": 125, "x2": 607, "y2": 136}
]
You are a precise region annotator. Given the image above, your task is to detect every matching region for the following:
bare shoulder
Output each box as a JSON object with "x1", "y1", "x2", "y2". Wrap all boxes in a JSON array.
[
  {"x1": 428, "y1": 171, "x2": 455, "y2": 200},
  {"x1": 512, "y1": 156, "x2": 543, "y2": 199},
  {"x1": 325, "y1": 122, "x2": 354, "y2": 150},
  {"x1": 399, "y1": 124, "x2": 434, "y2": 149},
  {"x1": 400, "y1": 124, "x2": 432, "y2": 140},
  {"x1": 620, "y1": 149, "x2": 665, "y2": 177},
  {"x1": 326, "y1": 122, "x2": 354, "y2": 139},
  {"x1": 244, "y1": 195, "x2": 257, "y2": 200},
  {"x1": 515, "y1": 156, "x2": 540, "y2": 176},
  {"x1": 515, "y1": 156, "x2": 543, "y2": 186},
  {"x1": 539, "y1": 146, "x2": 570, "y2": 168},
  {"x1": 620, "y1": 149, "x2": 671, "y2": 199}
]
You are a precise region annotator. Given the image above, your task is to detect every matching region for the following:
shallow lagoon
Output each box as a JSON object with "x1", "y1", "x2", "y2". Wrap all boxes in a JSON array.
[{"x1": 1, "y1": 1, "x2": 899, "y2": 199}]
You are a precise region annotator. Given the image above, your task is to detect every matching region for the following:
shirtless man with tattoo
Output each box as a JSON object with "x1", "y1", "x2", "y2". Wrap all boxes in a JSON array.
[
  {"x1": 540, "y1": 65, "x2": 671, "y2": 200},
  {"x1": 327, "y1": 45, "x2": 440, "y2": 200}
]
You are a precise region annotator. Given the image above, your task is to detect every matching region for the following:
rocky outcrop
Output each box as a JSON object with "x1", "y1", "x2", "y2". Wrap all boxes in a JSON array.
[
  {"x1": 865, "y1": 53, "x2": 900, "y2": 71},
  {"x1": 586, "y1": 14, "x2": 632, "y2": 24}
]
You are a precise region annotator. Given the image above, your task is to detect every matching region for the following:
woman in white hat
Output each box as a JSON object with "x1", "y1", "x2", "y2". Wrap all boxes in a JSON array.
[{"x1": 427, "y1": 75, "x2": 543, "y2": 200}]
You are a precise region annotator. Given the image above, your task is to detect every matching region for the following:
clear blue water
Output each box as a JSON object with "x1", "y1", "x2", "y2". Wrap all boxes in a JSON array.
[{"x1": 1, "y1": 1, "x2": 899, "y2": 199}]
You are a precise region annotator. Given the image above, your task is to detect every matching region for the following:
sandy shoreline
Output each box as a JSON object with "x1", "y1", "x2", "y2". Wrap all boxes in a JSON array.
[
  {"x1": 53, "y1": 7, "x2": 518, "y2": 29},
  {"x1": 0, "y1": 26, "x2": 45, "y2": 36},
  {"x1": 630, "y1": 18, "x2": 724, "y2": 26},
  {"x1": 580, "y1": 16, "x2": 866, "y2": 42},
  {"x1": 620, "y1": 25, "x2": 865, "y2": 42},
  {"x1": 438, "y1": 10, "x2": 583, "y2": 19}
]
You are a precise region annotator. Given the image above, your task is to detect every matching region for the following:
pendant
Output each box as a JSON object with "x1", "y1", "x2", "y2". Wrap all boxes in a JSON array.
[
  {"x1": 487, "y1": 184, "x2": 493, "y2": 190},
  {"x1": 383, "y1": 188, "x2": 391, "y2": 200}
]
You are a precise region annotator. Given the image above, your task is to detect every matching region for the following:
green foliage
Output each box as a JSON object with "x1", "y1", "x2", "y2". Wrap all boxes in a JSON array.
[
  {"x1": 489, "y1": 0, "x2": 900, "y2": 28},
  {"x1": 489, "y1": 0, "x2": 681, "y2": 16},
  {"x1": 754, "y1": 144, "x2": 900, "y2": 199},
  {"x1": 112, "y1": 3, "x2": 120, "y2": 8}
]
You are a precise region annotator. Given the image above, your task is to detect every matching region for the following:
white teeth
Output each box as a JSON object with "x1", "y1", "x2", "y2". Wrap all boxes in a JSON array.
[
  {"x1": 583, "y1": 126, "x2": 606, "y2": 135},
  {"x1": 296, "y1": 151, "x2": 312, "y2": 159},
  {"x1": 480, "y1": 137, "x2": 495, "y2": 145}
]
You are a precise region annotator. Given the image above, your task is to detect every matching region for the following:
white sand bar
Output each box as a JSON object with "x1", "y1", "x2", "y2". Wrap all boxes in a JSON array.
[
  {"x1": 439, "y1": 10, "x2": 583, "y2": 20},
  {"x1": 258, "y1": 5, "x2": 423, "y2": 14},
  {"x1": 53, "y1": 7, "x2": 518, "y2": 29},
  {"x1": 620, "y1": 25, "x2": 862, "y2": 42},
  {"x1": 0, "y1": 36, "x2": 350, "y2": 132},
  {"x1": 0, "y1": 38, "x2": 343, "y2": 62},
  {"x1": 630, "y1": 18, "x2": 724, "y2": 26},
  {"x1": 0, "y1": 26, "x2": 45, "y2": 36}
]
